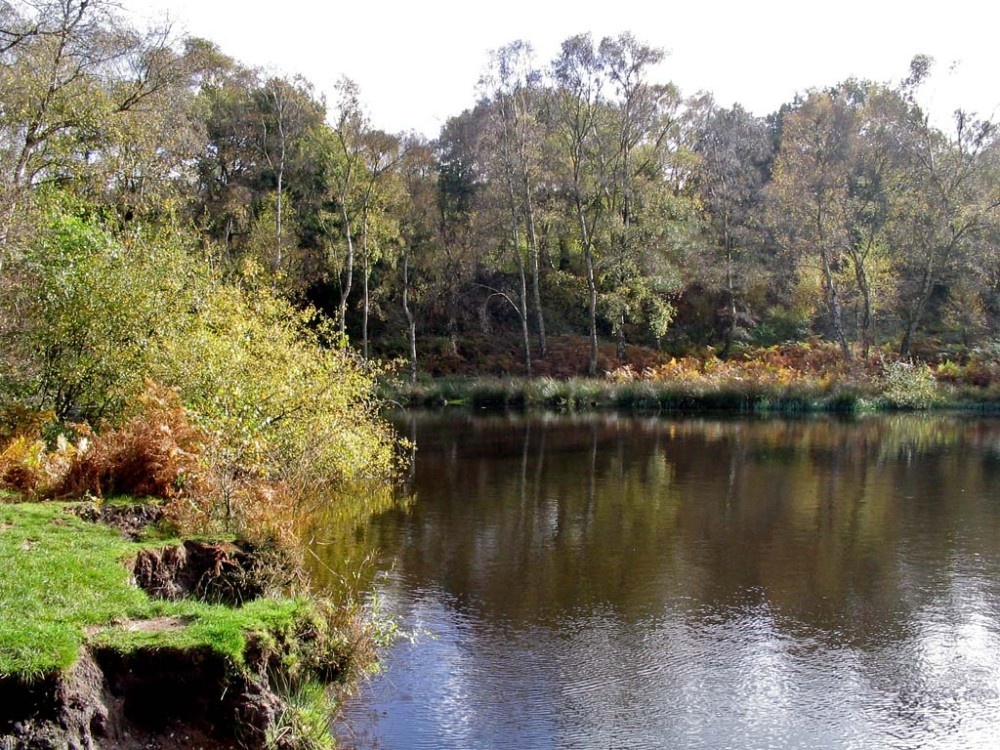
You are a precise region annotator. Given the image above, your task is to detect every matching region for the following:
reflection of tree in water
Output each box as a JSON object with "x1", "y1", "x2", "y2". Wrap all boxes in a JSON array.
[
  {"x1": 302, "y1": 415, "x2": 418, "y2": 594},
  {"x1": 330, "y1": 414, "x2": 1000, "y2": 750},
  {"x1": 320, "y1": 413, "x2": 1000, "y2": 649}
]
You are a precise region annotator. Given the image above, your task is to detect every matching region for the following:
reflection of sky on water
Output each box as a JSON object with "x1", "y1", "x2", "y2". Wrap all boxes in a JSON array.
[
  {"x1": 339, "y1": 580, "x2": 561, "y2": 750},
  {"x1": 859, "y1": 570, "x2": 1000, "y2": 749},
  {"x1": 333, "y1": 415, "x2": 1000, "y2": 750},
  {"x1": 341, "y1": 572, "x2": 1000, "y2": 750}
]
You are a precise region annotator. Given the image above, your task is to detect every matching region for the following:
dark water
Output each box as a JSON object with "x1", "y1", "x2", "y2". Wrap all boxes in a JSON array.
[{"x1": 321, "y1": 413, "x2": 1000, "y2": 750}]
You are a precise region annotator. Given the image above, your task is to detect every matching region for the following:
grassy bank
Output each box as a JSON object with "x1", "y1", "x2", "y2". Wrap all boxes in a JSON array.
[{"x1": 0, "y1": 499, "x2": 373, "y2": 749}]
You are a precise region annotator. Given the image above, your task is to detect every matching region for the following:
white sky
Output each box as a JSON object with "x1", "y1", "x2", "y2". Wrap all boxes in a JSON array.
[{"x1": 122, "y1": 0, "x2": 999, "y2": 136}]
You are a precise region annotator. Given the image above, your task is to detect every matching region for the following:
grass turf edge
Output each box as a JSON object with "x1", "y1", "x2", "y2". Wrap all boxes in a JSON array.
[{"x1": 0, "y1": 500, "x2": 358, "y2": 749}]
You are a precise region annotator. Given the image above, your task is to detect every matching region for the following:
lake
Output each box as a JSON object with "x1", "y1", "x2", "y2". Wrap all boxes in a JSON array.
[{"x1": 320, "y1": 412, "x2": 1000, "y2": 750}]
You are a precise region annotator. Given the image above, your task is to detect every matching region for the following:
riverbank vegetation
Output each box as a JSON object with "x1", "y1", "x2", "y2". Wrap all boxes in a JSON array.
[
  {"x1": 0, "y1": 500, "x2": 384, "y2": 749},
  {"x1": 1, "y1": 0, "x2": 999, "y2": 745},
  {"x1": 386, "y1": 340, "x2": 1000, "y2": 412}
]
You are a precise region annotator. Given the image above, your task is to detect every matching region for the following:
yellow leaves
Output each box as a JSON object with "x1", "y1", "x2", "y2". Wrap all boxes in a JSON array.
[
  {"x1": 0, "y1": 436, "x2": 48, "y2": 492},
  {"x1": 147, "y1": 278, "x2": 403, "y2": 540},
  {"x1": 605, "y1": 365, "x2": 638, "y2": 381}
]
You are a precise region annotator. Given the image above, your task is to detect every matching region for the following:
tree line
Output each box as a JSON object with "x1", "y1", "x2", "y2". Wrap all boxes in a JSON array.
[{"x1": 3, "y1": 0, "x2": 998, "y2": 388}]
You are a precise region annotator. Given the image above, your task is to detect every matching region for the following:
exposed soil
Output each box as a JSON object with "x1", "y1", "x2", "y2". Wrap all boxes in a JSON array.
[
  {"x1": 72, "y1": 501, "x2": 165, "y2": 541},
  {"x1": 2, "y1": 506, "x2": 313, "y2": 749},
  {"x1": 82, "y1": 616, "x2": 193, "y2": 640},
  {"x1": 121, "y1": 616, "x2": 192, "y2": 634},
  {"x1": 0, "y1": 646, "x2": 284, "y2": 750},
  {"x1": 132, "y1": 539, "x2": 299, "y2": 606},
  {"x1": 69, "y1": 500, "x2": 301, "y2": 604}
]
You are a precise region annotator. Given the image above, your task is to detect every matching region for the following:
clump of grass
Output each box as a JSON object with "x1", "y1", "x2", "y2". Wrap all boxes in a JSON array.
[
  {"x1": 386, "y1": 377, "x2": 474, "y2": 408},
  {"x1": 266, "y1": 679, "x2": 335, "y2": 750},
  {"x1": 947, "y1": 383, "x2": 1000, "y2": 410},
  {"x1": 561, "y1": 378, "x2": 606, "y2": 410},
  {"x1": 468, "y1": 378, "x2": 520, "y2": 410},
  {"x1": 521, "y1": 376, "x2": 569, "y2": 409},
  {"x1": 610, "y1": 380, "x2": 661, "y2": 410}
]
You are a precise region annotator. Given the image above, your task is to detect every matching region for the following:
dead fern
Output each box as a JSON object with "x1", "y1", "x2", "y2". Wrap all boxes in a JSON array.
[
  {"x1": 0, "y1": 435, "x2": 47, "y2": 493},
  {"x1": 55, "y1": 381, "x2": 206, "y2": 500}
]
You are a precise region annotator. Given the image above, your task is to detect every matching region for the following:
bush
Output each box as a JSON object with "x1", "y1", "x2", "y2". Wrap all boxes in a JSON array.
[
  {"x1": 1, "y1": 197, "x2": 403, "y2": 544},
  {"x1": 3, "y1": 196, "x2": 198, "y2": 420},
  {"x1": 153, "y1": 282, "x2": 400, "y2": 497},
  {"x1": 882, "y1": 360, "x2": 943, "y2": 409}
]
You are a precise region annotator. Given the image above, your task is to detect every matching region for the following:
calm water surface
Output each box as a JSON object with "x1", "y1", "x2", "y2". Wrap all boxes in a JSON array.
[{"x1": 318, "y1": 413, "x2": 1000, "y2": 750}]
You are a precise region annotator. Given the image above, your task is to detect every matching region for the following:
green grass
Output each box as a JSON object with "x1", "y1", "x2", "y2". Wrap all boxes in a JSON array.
[
  {"x1": 0, "y1": 501, "x2": 308, "y2": 679},
  {"x1": 385, "y1": 376, "x2": 873, "y2": 413},
  {"x1": 266, "y1": 679, "x2": 337, "y2": 750}
]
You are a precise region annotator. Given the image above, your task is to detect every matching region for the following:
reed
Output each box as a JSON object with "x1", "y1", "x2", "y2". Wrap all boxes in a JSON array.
[{"x1": 382, "y1": 375, "x2": 977, "y2": 414}]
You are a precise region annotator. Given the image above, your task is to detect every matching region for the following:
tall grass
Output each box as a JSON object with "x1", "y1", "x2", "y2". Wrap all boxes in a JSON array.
[
  {"x1": 384, "y1": 376, "x2": 883, "y2": 414},
  {"x1": 383, "y1": 342, "x2": 999, "y2": 414}
]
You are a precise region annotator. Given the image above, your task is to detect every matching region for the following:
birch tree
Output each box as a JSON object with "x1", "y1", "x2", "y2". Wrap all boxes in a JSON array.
[{"x1": 550, "y1": 33, "x2": 604, "y2": 374}]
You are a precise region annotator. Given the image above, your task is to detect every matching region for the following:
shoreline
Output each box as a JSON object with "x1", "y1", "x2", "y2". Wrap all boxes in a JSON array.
[{"x1": 382, "y1": 375, "x2": 1000, "y2": 414}]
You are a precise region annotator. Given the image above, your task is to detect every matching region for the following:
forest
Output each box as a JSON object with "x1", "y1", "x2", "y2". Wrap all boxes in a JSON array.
[
  {"x1": 3, "y1": 0, "x2": 999, "y2": 398},
  {"x1": 1, "y1": 3, "x2": 998, "y2": 746}
]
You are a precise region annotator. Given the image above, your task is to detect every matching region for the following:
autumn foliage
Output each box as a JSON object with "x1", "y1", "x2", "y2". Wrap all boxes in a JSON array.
[
  {"x1": 53, "y1": 383, "x2": 204, "y2": 501},
  {"x1": 1, "y1": 384, "x2": 199, "y2": 500},
  {"x1": 0, "y1": 368, "x2": 398, "y2": 550}
]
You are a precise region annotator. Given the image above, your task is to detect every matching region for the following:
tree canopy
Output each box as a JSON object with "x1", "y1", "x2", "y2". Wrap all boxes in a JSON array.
[{"x1": 2, "y1": 0, "x2": 998, "y2": 392}]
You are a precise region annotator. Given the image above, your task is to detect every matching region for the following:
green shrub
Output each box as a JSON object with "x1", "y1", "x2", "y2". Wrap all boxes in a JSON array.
[
  {"x1": 3, "y1": 196, "x2": 197, "y2": 420},
  {"x1": 882, "y1": 360, "x2": 943, "y2": 409},
  {"x1": 2, "y1": 195, "x2": 403, "y2": 541}
]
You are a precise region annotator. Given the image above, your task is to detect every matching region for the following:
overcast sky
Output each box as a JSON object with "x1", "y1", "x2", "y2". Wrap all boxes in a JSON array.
[{"x1": 122, "y1": 0, "x2": 999, "y2": 136}]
